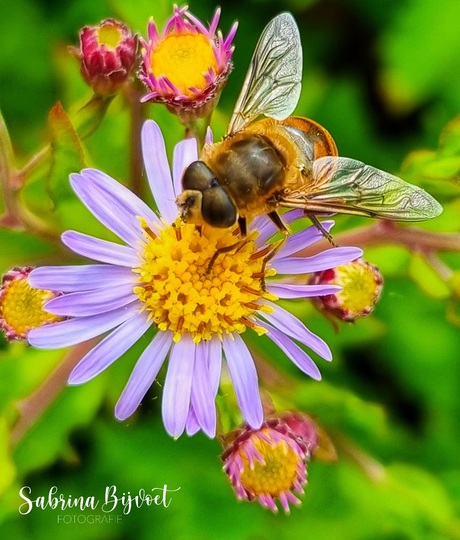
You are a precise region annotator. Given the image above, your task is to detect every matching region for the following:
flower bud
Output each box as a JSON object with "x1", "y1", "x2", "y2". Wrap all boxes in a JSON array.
[
  {"x1": 310, "y1": 258, "x2": 383, "y2": 322},
  {"x1": 139, "y1": 6, "x2": 237, "y2": 124},
  {"x1": 222, "y1": 413, "x2": 319, "y2": 512},
  {"x1": 74, "y1": 19, "x2": 137, "y2": 96},
  {"x1": 0, "y1": 267, "x2": 62, "y2": 341}
]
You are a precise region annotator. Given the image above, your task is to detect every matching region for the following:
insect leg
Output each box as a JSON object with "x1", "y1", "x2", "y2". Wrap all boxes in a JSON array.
[
  {"x1": 267, "y1": 211, "x2": 290, "y2": 234},
  {"x1": 206, "y1": 240, "x2": 247, "y2": 274},
  {"x1": 306, "y1": 212, "x2": 337, "y2": 246},
  {"x1": 238, "y1": 216, "x2": 248, "y2": 237},
  {"x1": 260, "y1": 234, "x2": 288, "y2": 291}
]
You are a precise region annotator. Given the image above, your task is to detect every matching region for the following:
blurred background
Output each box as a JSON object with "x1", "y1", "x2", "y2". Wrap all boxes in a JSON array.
[{"x1": 1, "y1": 0, "x2": 460, "y2": 538}]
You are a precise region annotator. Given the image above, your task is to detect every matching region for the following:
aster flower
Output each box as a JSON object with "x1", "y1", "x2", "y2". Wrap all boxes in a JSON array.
[
  {"x1": 0, "y1": 267, "x2": 61, "y2": 341},
  {"x1": 222, "y1": 413, "x2": 319, "y2": 512},
  {"x1": 310, "y1": 258, "x2": 383, "y2": 322},
  {"x1": 73, "y1": 18, "x2": 138, "y2": 96},
  {"x1": 139, "y1": 5, "x2": 237, "y2": 125},
  {"x1": 27, "y1": 119, "x2": 362, "y2": 439}
]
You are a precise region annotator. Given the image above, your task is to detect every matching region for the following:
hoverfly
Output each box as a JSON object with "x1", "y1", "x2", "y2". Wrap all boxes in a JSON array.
[{"x1": 176, "y1": 13, "x2": 442, "y2": 238}]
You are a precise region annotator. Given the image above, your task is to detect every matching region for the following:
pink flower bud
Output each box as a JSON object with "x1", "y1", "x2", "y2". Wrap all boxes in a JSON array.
[{"x1": 75, "y1": 19, "x2": 137, "y2": 96}]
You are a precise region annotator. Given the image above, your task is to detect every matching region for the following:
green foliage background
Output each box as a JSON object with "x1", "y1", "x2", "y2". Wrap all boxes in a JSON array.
[{"x1": 1, "y1": 0, "x2": 460, "y2": 538}]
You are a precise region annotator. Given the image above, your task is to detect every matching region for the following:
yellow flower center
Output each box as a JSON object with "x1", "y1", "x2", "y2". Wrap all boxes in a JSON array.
[
  {"x1": 133, "y1": 220, "x2": 276, "y2": 343},
  {"x1": 150, "y1": 33, "x2": 218, "y2": 96},
  {"x1": 97, "y1": 25, "x2": 122, "y2": 49},
  {"x1": 335, "y1": 261, "x2": 381, "y2": 315},
  {"x1": 239, "y1": 429, "x2": 301, "y2": 497},
  {"x1": 1, "y1": 278, "x2": 61, "y2": 338}
]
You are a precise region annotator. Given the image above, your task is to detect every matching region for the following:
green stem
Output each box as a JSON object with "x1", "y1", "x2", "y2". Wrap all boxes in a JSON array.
[
  {"x1": 298, "y1": 220, "x2": 460, "y2": 257},
  {"x1": 15, "y1": 145, "x2": 51, "y2": 186},
  {"x1": 10, "y1": 339, "x2": 98, "y2": 448},
  {"x1": 0, "y1": 110, "x2": 17, "y2": 218},
  {"x1": 124, "y1": 83, "x2": 146, "y2": 197}
]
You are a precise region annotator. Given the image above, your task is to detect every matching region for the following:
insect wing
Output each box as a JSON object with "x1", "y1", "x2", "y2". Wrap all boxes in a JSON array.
[
  {"x1": 283, "y1": 156, "x2": 443, "y2": 221},
  {"x1": 227, "y1": 12, "x2": 302, "y2": 135}
]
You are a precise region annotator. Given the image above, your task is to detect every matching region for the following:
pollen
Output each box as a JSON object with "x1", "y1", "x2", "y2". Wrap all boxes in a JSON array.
[
  {"x1": 133, "y1": 221, "x2": 276, "y2": 343},
  {"x1": 149, "y1": 33, "x2": 218, "y2": 96},
  {"x1": 238, "y1": 428, "x2": 303, "y2": 498},
  {"x1": 0, "y1": 268, "x2": 61, "y2": 340}
]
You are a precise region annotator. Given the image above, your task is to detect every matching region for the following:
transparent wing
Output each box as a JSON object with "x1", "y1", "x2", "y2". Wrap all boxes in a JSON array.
[
  {"x1": 282, "y1": 156, "x2": 443, "y2": 221},
  {"x1": 227, "y1": 12, "x2": 302, "y2": 136}
]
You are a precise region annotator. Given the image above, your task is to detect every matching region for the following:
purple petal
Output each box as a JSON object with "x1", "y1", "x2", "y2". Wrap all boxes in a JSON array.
[
  {"x1": 266, "y1": 282, "x2": 342, "y2": 299},
  {"x1": 70, "y1": 169, "x2": 160, "y2": 247},
  {"x1": 162, "y1": 335, "x2": 195, "y2": 438},
  {"x1": 273, "y1": 247, "x2": 363, "y2": 274},
  {"x1": 44, "y1": 283, "x2": 136, "y2": 317},
  {"x1": 186, "y1": 407, "x2": 201, "y2": 436},
  {"x1": 27, "y1": 302, "x2": 139, "y2": 349},
  {"x1": 29, "y1": 265, "x2": 134, "y2": 293},
  {"x1": 259, "y1": 302, "x2": 332, "y2": 360},
  {"x1": 257, "y1": 320, "x2": 322, "y2": 380},
  {"x1": 274, "y1": 221, "x2": 335, "y2": 259},
  {"x1": 142, "y1": 120, "x2": 177, "y2": 223},
  {"x1": 172, "y1": 138, "x2": 198, "y2": 197},
  {"x1": 69, "y1": 312, "x2": 152, "y2": 384},
  {"x1": 206, "y1": 336, "x2": 222, "y2": 399},
  {"x1": 253, "y1": 209, "x2": 304, "y2": 245},
  {"x1": 115, "y1": 330, "x2": 173, "y2": 420},
  {"x1": 62, "y1": 231, "x2": 138, "y2": 267},
  {"x1": 222, "y1": 333, "x2": 263, "y2": 429},
  {"x1": 205, "y1": 127, "x2": 213, "y2": 144},
  {"x1": 191, "y1": 343, "x2": 217, "y2": 438}
]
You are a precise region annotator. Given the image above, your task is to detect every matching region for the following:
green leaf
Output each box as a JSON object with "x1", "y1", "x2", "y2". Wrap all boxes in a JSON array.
[{"x1": 46, "y1": 102, "x2": 86, "y2": 207}]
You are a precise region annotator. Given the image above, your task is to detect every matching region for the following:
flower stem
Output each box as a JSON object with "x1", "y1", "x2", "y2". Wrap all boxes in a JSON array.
[
  {"x1": 0, "y1": 109, "x2": 17, "y2": 219},
  {"x1": 124, "y1": 83, "x2": 146, "y2": 197},
  {"x1": 10, "y1": 339, "x2": 98, "y2": 448},
  {"x1": 298, "y1": 220, "x2": 460, "y2": 256},
  {"x1": 15, "y1": 145, "x2": 51, "y2": 186}
]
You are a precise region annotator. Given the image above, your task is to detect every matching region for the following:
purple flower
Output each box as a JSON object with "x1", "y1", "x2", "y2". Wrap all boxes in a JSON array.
[{"x1": 27, "y1": 120, "x2": 362, "y2": 439}]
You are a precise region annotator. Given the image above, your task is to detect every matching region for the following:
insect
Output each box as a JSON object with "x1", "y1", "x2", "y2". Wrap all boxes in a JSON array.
[{"x1": 176, "y1": 12, "x2": 442, "y2": 238}]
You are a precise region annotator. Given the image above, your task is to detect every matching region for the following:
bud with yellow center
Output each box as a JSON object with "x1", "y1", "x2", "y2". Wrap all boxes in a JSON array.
[
  {"x1": 0, "y1": 267, "x2": 62, "y2": 341},
  {"x1": 73, "y1": 18, "x2": 138, "y2": 96},
  {"x1": 222, "y1": 413, "x2": 318, "y2": 512},
  {"x1": 309, "y1": 258, "x2": 384, "y2": 322},
  {"x1": 139, "y1": 6, "x2": 237, "y2": 124}
]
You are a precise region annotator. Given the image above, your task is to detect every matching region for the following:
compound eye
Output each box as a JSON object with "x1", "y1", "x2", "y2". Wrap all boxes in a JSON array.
[
  {"x1": 202, "y1": 187, "x2": 237, "y2": 228},
  {"x1": 182, "y1": 161, "x2": 217, "y2": 191}
]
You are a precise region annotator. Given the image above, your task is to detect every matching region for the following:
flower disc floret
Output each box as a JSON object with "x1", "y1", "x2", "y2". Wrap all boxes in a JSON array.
[
  {"x1": 134, "y1": 220, "x2": 275, "y2": 343},
  {"x1": 0, "y1": 267, "x2": 61, "y2": 341}
]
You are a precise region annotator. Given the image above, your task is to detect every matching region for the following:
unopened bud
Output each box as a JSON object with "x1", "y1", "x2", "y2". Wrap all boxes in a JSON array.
[
  {"x1": 73, "y1": 19, "x2": 137, "y2": 96},
  {"x1": 310, "y1": 258, "x2": 383, "y2": 322}
]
